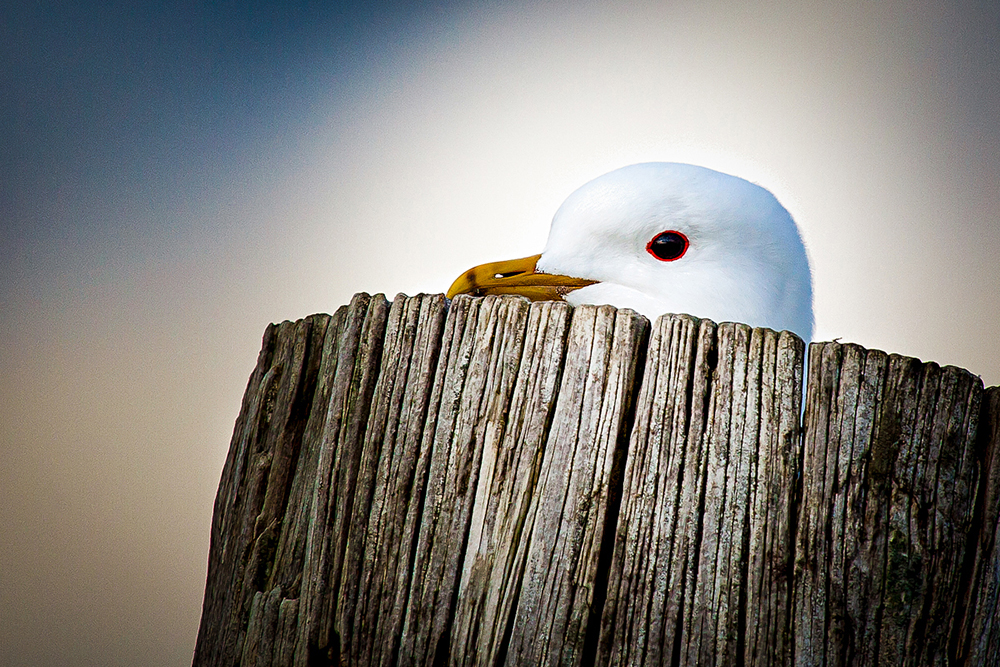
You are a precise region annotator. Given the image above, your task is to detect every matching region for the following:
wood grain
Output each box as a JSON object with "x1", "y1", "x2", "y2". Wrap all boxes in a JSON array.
[
  {"x1": 334, "y1": 293, "x2": 447, "y2": 667},
  {"x1": 958, "y1": 386, "x2": 1000, "y2": 667},
  {"x1": 398, "y1": 295, "x2": 535, "y2": 666},
  {"x1": 503, "y1": 304, "x2": 648, "y2": 667},
  {"x1": 192, "y1": 295, "x2": 998, "y2": 667},
  {"x1": 793, "y1": 343, "x2": 983, "y2": 667},
  {"x1": 194, "y1": 312, "x2": 331, "y2": 667},
  {"x1": 597, "y1": 316, "x2": 804, "y2": 667},
  {"x1": 442, "y1": 300, "x2": 573, "y2": 667}
]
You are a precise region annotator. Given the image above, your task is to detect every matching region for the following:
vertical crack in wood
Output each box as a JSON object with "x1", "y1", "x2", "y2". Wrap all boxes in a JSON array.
[
  {"x1": 396, "y1": 295, "x2": 541, "y2": 667},
  {"x1": 579, "y1": 315, "x2": 650, "y2": 667},
  {"x1": 457, "y1": 300, "x2": 574, "y2": 667},
  {"x1": 736, "y1": 327, "x2": 764, "y2": 667},
  {"x1": 782, "y1": 335, "x2": 809, "y2": 667},
  {"x1": 492, "y1": 305, "x2": 569, "y2": 667},
  {"x1": 679, "y1": 320, "x2": 718, "y2": 667},
  {"x1": 501, "y1": 304, "x2": 648, "y2": 666},
  {"x1": 595, "y1": 314, "x2": 714, "y2": 667},
  {"x1": 289, "y1": 293, "x2": 392, "y2": 667},
  {"x1": 335, "y1": 293, "x2": 448, "y2": 667}
]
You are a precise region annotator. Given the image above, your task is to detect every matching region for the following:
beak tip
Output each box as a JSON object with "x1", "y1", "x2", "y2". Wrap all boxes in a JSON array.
[{"x1": 446, "y1": 275, "x2": 469, "y2": 299}]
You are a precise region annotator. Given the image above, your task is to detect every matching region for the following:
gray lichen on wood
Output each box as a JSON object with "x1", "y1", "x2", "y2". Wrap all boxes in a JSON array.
[{"x1": 194, "y1": 293, "x2": 997, "y2": 667}]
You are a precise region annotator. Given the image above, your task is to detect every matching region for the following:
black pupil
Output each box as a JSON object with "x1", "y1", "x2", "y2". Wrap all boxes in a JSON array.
[{"x1": 650, "y1": 232, "x2": 687, "y2": 260}]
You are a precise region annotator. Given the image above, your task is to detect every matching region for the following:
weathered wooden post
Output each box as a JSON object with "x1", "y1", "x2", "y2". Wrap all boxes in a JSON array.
[{"x1": 193, "y1": 293, "x2": 998, "y2": 667}]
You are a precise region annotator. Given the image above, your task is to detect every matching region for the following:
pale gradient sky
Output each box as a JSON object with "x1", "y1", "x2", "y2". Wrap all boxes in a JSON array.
[{"x1": 2, "y1": 1, "x2": 999, "y2": 664}]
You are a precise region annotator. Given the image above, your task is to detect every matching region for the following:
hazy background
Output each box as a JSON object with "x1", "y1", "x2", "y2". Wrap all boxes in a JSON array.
[{"x1": 2, "y1": 0, "x2": 998, "y2": 664}]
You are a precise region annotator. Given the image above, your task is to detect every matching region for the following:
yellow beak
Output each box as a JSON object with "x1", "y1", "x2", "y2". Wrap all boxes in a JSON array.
[{"x1": 447, "y1": 254, "x2": 597, "y2": 302}]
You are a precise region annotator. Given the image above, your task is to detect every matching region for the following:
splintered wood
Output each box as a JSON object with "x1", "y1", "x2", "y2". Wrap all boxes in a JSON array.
[{"x1": 194, "y1": 294, "x2": 996, "y2": 667}]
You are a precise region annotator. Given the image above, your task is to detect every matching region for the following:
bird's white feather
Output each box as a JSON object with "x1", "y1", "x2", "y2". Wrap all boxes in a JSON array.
[{"x1": 535, "y1": 162, "x2": 814, "y2": 340}]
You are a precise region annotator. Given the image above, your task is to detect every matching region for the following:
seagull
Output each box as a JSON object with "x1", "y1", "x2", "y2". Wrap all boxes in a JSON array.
[{"x1": 447, "y1": 162, "x2": 813, "y2": 341}]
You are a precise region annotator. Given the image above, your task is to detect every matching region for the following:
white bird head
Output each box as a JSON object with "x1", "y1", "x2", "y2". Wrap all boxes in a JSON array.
[{"x1": 448, "y1": 162, "x2": 814, "y2": 341}]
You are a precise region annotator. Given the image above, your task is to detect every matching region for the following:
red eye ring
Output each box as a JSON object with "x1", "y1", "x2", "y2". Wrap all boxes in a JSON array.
[{"x1": 646, "y1": 230, "x2": 689, "y2": 261}]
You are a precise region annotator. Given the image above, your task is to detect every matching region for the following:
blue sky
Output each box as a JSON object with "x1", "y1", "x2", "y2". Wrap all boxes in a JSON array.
[
  {"x1": 2, "y1": 1, "x2": 999, "y2": 664},
  {"x1": 3, "y1": 1, "x2": 421, "y2": 282}
]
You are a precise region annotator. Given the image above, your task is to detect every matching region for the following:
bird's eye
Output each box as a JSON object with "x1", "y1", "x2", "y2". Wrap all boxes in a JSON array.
[{"x1": 647, "y1": 230, "x2": 689, "y2": 261}]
